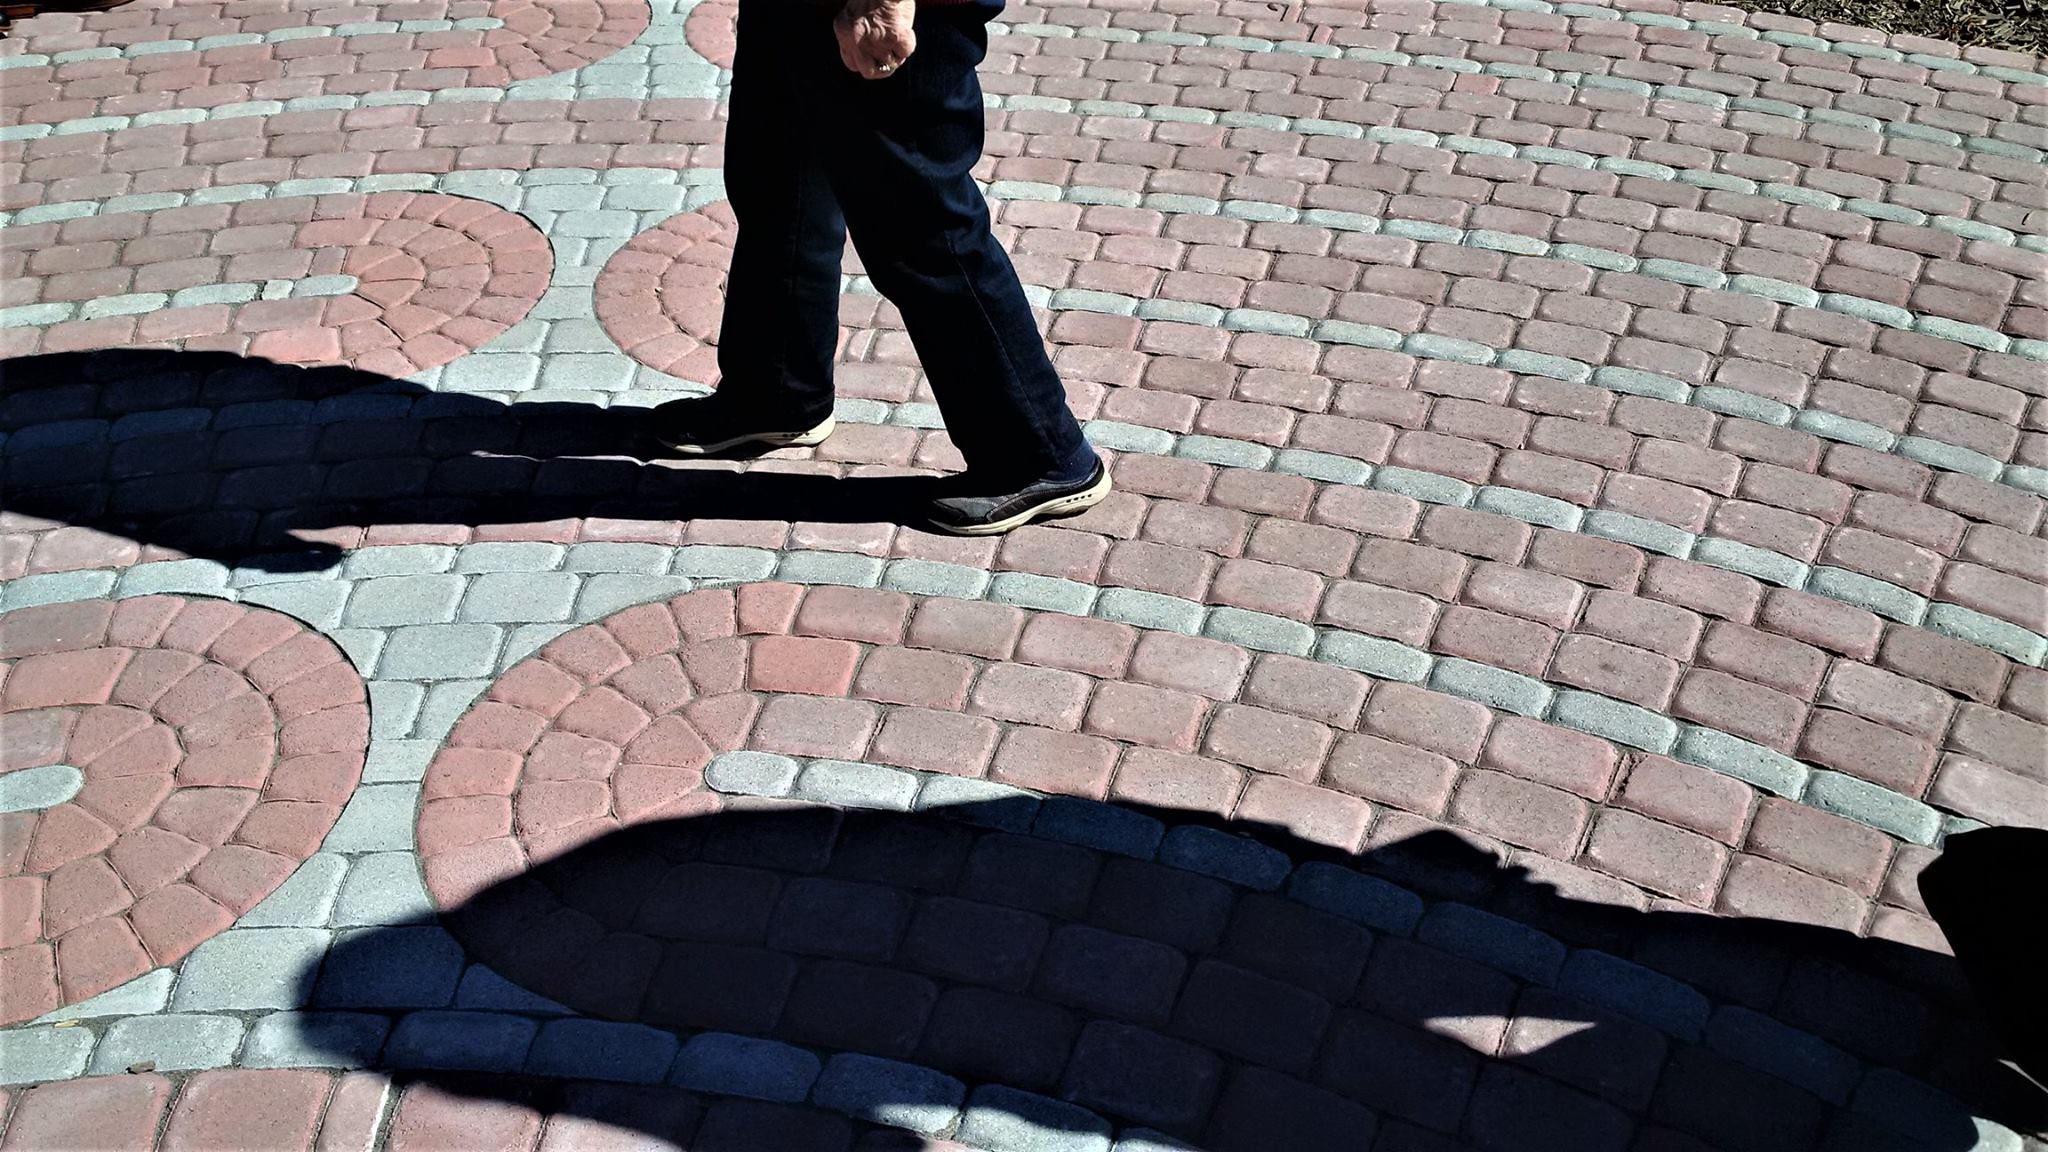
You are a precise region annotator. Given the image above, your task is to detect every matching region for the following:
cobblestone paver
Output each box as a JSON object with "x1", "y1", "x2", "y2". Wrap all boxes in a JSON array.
[{"x1": 0, "y1": 0, "x2": 2044, "y2": 1148}]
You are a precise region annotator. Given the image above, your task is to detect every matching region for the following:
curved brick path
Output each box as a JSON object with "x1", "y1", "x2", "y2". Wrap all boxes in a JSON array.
[
  {"x1": 0, "y1": 0, "x2": 2044, "y2": 1148},
  {"x1": 0, "y1": 597, "x2": 368, "y2": 1026}
]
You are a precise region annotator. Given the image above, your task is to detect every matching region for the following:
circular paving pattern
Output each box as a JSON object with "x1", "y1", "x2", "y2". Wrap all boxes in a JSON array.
[
  {"x1": 682, "y1": 0, "x2": 737, "y2": 69},
  {"x1": 412, "y1": 583, "x2": 2024, "y2": 1148},
  {"x1": 591, "y1": 201, "x2": 736, "y2": 385},
  {"x1": 0, "y1": 596, "x2": 367, "y2": 1025},
  {"x1": 0, "y1": 193, "x2": 552, "y2": 375}
]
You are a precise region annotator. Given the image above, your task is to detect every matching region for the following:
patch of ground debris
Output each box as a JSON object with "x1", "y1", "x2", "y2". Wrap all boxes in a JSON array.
[{"x1": 1725, "y1": 0, "x2": 2047, "y2": 56}]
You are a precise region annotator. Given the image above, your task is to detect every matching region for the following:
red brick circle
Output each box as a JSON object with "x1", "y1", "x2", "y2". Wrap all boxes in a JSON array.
[
  {"x1": 488, "y1": 0, "x2": 656, "y2": 81},
  {"x1": 683, "y1": 0, "x2": 736, "y2": 69},
  {"x1": 0, "y1": 596, "x2": 368, "y2": 1025},
  {"x1": 412, "y1": 578, "x2": 1588, "y2": 926},
  {"x1": 591, "y1": 201, "x2": 736, "y2": 385},
  {"x1": 5, "y1": 192, "x2": 551, "y2": 374}
]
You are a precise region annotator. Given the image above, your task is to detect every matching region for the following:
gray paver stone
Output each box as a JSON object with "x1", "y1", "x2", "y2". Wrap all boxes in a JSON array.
[
  {"x1": 0, "y1": 765, "x2": 82, "y2": 814},
  {"x1": 915, "y1": 777, "x2": 1041, "y2": 831},
  {"x1": 170, "y1": 928, "x2": 331, "y2": 1011},
  {"x1": 33, "y1": 969, "x2": 173, "y2": 1022},
  {"x1": 1373, "y1": 466, "x2": 1475, "y2": 507},
  {"x1": 1673, "y1": 727, "x2": 1807, "y2": 798},
  {"x1": 1316, "y1": 633, "x2": 1432, "y2": 683},
  {"x1": 796, "y1": 760, "x2": 919, "y2": 810},
  {"x1": 1583, "y1": 511, "x2": 1694, "y2": 558},
  {"x1": 1092, "y1": 589, "x2": 1206, "y2": 635},
  {"x1": 576, "y1": 574, "x2": 695, "y2": 619},
  {"x1": 237, "y1": 855, "x2": 349, "y2": 928},
  {"x1": 413, "y1": 680, "x2": 491, "y2": 742},
  {"x1": 988, "y1": 572, "x2": 1097, "y2": 615},
  {"x1": 883, "y1": 560, "x2": 992, "y2": 599},
  {"x1": 115, "y1": 559, "x2": 230, "y2": 597},
  {"x1": 240, "y1": 580, "x2": 352, "y2": 632},
  {"x1": 344, "y1": 546, "x2": 457, "y2": 578},
  {"x1": 670, "y1": 1032, "x2": 823, "y2": 1102},
  {"x1": 777, "y1": 551, "x2": 885, "y2": 588},
  {"x1": 1805, "y1": 567, "x2": 1927, "y2": 625},
  {"x1": 460, "y1": 571, "x2": 580, "y2": 623},
  {"x1": 1032, "y1": 796, "x2": 1165, "y2": 859},
  {"x1": 322, "y1": 784, "x2": 423, "y2": 853},
  {"x1": 1203, "y1": 608, "x2": 1315, "y2": 656},
  {"x1": 329, "y1": 629, "x2": 387, "y2": 673},
  {"x1": 314, "y1": 926, "x2": 465, "y2": 1009},
  {"x1": 1273, "y1": 449, "x2": 1373, "y2": 486},
  {"x1": 1557, "y1": 949, "x2": 1710, "y2": 1040},
  {"x1": 454, "y1": 964, "x2": 574, "y2": 1014},
  {"x1": 527, "y1": 1019, "x2": 679, "y2": 1084},
  {"x1": 1, "y1": 570, "x2": 118, "y2": 610},
  {"x1": 0, "y1": 1026, "x2": 94, "y2": 1084},
  {"x1": 500, "y1": 624, "x2": 574, "y2": 670},
  {"x1": 384, "y1": 1011, "x2": 538, "y2": 1072},
  {"x1": 343, "y1": 574, "x2": 466, "y2": 627},
  {"x1": 376, "y1": 624, "x2": 504, "y2": 680},
  {"x1": 332, "y1": 852, "x2": 436, "y2": 927},
  {"x1": 454, "y1": 542, "x2": 567, "y2": 573},
  {"x1": 363, "y1": 739, "x2": 439, "y2": 783},
  {"x1": 1429, "y1": 659, "x2": 1552, "y2": 718},
  {"x1": 1417, "y1": 902, "x2": 1566, "y2": 985},
  {"x1": 672, "y1": 545, "x2": 778, "y2": 580},
  {"x1": 242, "y1": 1011, "x2": 394, "y2": 1069},
  {"x1": 1925, "y1": 604, "x2": 2048, "y2": 666},
  {"x1": 1802, "y1": 770, "x2": 1942, "y2": 846},
  {"x1": 368, "y1": 682, "x2": 425, "y2": 740},
  {"x1": 1551, "y1": 691, "x2": 1679, "y2": 754},
  {"x1": 1287, "y1": 862, "x2": 1421, "y2": 936},
  {"x1": 88, "y1": 1014, "x2": 244, "y2": 1074},
  {"x1": 812, "y1": 1053, "x2": 966, "y2": 1134},
  {"x1": 706, "y1": 751, "x2": 801, "y2": 797},
  {"x1": 1692, "y1": 537, "x2": 1807, "y2": 588},
  {"x1": 956, "y1": 1085, "x2": 1113, "y2": 1152},
  {"x1": 1158, "y1": 826, "x2": 1290, "y2": 891}
]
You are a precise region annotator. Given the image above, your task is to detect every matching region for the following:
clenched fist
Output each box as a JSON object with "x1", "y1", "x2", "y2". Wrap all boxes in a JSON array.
[{"x1": 835, "y1": 0, "x2": 916, "y2": 80}]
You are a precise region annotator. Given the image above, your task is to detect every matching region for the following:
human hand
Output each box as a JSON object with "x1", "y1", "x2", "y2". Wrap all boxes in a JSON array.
[{"x1": 834, "y1": 0, "x2": 916, "y2": 80}]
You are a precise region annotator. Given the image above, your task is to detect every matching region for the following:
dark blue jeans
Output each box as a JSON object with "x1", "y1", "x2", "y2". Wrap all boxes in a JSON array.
[{"x1": 717, "y1": 0, "x2": 1089, "y2": 482}]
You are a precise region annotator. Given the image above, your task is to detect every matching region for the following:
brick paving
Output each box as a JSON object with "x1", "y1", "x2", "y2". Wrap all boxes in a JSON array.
[{"x1": 0, "y1": 0, "x2": 2045, "y2": 1148}]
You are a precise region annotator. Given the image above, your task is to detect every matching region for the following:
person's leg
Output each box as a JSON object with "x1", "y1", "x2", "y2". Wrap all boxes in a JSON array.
[
  {"x1": 814, "y1": 3, "x2": 1099, "y2": 501},
  {"x1": 652, "y1": 2, "x2": 846, "y2": 454}
]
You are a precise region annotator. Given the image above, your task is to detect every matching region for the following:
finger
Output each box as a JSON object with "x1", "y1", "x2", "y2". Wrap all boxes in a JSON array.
[
  {"x1": 859, "y1": 46, "x2": 900, "y2": 79},
  {"x1": 872, "y1": 38, "x2": 912, "y2": 78},
  {"x1": 836, "y1": 31, "x2": 866, "y2": 74}
]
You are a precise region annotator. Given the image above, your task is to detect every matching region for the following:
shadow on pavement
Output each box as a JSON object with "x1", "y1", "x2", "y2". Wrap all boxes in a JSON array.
[
  {"x1": 1, "y1": 348, "x2": 949, "y2": 574},
  {"x1": 9, "y1": 351, "x2": 2046, "y2": 1147},
  {"x1": 292, "y1": 799, "x2": 2048, "y2": 1152}
]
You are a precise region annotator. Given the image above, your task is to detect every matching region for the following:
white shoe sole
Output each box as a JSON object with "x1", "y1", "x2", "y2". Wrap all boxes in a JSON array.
[
  {"x1": 657, "y1": 417, "x2": 836, "y2": 457},
  {"x1": 929, "y1": 467, "x2": 1113, "y2": 537}
]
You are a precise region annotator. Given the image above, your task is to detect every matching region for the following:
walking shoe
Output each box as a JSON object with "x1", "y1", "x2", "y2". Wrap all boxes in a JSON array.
[
  {"x1": 925, "y1": 458, "x2": 1112, "y2": 536},
  {"x1": 649, "y1": 394, "x2": 835, "y2": 457}
]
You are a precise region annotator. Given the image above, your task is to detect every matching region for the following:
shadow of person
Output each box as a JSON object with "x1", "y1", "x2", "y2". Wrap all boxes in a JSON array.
[
  {"x1": 290, "y1": 797, "x2": 2047, "y2": 1152},
  {"x1": 1, "y1": 348, "x2": 946, "y2": 575},
  {"x1": 1919, "y1": 827, "x2": 2048, "y2": 1092}
]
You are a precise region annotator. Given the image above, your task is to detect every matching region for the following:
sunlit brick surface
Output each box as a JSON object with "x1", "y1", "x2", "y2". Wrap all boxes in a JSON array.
[{"x1": 0, "y1": 0, "x2": 2042, "y2": 1147}]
